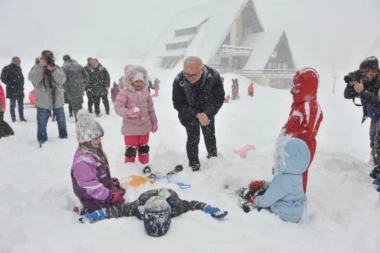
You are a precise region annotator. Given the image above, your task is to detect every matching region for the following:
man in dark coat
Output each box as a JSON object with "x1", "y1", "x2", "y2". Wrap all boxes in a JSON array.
[
  {"x1": 0, "y1": 56, "x2": 26, "y2": 122},
  {"x1": 345, "y1": 56, "x2": 380, "y2": 179},
  {"x1": 172, "y1": 56, "x2": 225, "y2": 171},
  {"x1": 87, "y1": 59, "x2": 110, "y2": 116},
  {"x1": 84, "y1": 57, "x2": 94, "y2": 113},
  {"x1": 62, "y1": 55, "x2": 89, "y2": 122}
]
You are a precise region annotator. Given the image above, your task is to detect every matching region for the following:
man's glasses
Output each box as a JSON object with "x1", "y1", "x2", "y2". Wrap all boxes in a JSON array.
[{"x1": 184, "y1": 69, "x2": 202, "y2": 79}]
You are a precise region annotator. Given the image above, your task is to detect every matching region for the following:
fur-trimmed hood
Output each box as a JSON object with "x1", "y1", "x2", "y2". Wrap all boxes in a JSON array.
[
  {"x1": 273, "y1": 135, "x2": 310, "y2": 176},
  {"x1": 122, "y1": 65, "x2": 148, "y2": 92}
]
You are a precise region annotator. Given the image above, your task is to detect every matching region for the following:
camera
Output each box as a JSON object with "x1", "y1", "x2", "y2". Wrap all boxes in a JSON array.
[
  {"x1": 41, "y1": 50, "x2": 55, "y2": 68},
  {"x1": 344, "y1": 70, "x2": 362, "y2": 83}
]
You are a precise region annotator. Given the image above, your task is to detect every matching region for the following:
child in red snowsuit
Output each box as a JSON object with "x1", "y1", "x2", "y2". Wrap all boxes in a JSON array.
[{"x1": 282, "y1": 67, "x2": 323, "y2": 193}]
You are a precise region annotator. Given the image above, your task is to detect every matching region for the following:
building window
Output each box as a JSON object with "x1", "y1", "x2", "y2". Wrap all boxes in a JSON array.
[
  {"x1": 175, "y1": 27, "x2": 197, "y2": 37},
  {"x1": 166, "y1": 41, "x2": 188, "y2": 50},
  {"x1": 160, "y1": 56, "x2": 181, "y2": 69}
]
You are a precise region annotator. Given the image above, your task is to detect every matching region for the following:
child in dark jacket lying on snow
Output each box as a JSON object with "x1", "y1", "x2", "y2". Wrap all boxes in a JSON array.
[
  {"x1": 240, "y1": 137, "x2": 310, "y2": 223},
  {"x1": 71, "y1": 110, "x2": 126, "y2": 215},
  {"x1": 82, "y1": 188, "x2": 228, "y2": 237}
]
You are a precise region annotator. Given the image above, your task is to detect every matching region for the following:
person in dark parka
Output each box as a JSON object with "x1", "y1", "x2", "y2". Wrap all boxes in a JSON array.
[
  {"x1": 172, "y1": 56, "x2": 225, "y2": 171},
  {"x1": 62, "y1": 55, "x2": 89, "y2": 122},
  {"x1": 0, "y1": 56, "x2": 26, "y2": 122},
  {"x1": 87, "y1": 59, "x2": 110, "y2": 116}
]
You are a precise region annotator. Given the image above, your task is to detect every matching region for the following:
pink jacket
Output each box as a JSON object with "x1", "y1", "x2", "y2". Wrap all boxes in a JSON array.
[{"x1": 114, "y1": 66, "x2": 158, "y2": 136}]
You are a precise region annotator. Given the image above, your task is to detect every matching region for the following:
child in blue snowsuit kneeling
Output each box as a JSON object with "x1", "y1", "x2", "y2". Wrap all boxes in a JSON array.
[{"x1": 242, "y1": 136, "x2": 310, "y2": 223}]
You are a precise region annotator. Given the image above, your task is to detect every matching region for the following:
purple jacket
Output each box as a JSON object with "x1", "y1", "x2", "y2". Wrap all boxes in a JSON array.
[
  {"x1": 111, "y1": 86, "x2": 120, "y2": 102},
  {"x1": 71, "y1": 148, "x2": 125, "y2": 213},
  {"x1": 114, "y1": 65, "x2": 158, "y2": 136}
]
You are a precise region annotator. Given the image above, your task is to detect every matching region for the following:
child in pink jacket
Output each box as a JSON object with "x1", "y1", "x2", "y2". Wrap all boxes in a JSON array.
[{"x1": 114, "y1": 65, "x2": 158, "y2": 164}]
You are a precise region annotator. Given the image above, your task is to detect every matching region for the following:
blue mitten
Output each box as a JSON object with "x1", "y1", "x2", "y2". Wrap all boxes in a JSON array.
[
  {"x1": 203, "y1": 205, "x2": 228, "y2": 219},
  {"x1": 85, "y1": 209, "x2": 106, "y2": 221}
]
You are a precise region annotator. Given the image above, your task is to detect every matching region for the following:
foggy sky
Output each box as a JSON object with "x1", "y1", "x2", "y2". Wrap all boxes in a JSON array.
[{"x1": 0, "y1": 0, "x2": 379, "y2": 68}]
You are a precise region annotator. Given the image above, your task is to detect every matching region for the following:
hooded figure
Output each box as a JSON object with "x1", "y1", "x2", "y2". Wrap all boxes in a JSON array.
[
  {"x1": 249, "y1": 137, "x2": 310, "y2": 223},
  {"x1": 71, "y1": 110, "x2": 125, "y2": 214},
  {"x1": 283, "y1": 67, "x2": 323, "y2": 193},
  {"x1": 114, "y1": 65, "x2": 158, "y2": 164}
]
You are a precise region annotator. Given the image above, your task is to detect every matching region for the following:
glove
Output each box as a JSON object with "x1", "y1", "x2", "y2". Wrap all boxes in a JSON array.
[
  {"x1": 248, "y1": 180, "x2": 265, "y2": 192},
  {"x1": 152, "y1": 123, "x2": 158, "y2": 133},
  {"x1": 203, "y1": 205, "x2": 228, "y2": 218},
  {"x1": 85, "y1": 209, "x2": 106, "y2": 221},
  {"x1": 108, "y1": 191, "x2": 125, "y2": 205},
  {"x1": 248, "y1": 195, "x2": 258, "y2": 204},
  {"x1": 112, "y1": 177, "x2": 120, "y2": 188},
  {"x1": 126, "y1": 107, "x2": 141, "y2": 118}
]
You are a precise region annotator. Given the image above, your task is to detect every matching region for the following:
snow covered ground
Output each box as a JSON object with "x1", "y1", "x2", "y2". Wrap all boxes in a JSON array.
[{"x1": 0, "y1": 58, "x2": 379, "y2": 253}]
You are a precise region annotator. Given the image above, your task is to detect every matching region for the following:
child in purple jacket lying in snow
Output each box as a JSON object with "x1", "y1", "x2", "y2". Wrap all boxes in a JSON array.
[{"x1": 71, "y1": 110, "x2": 125, "y2": 214}]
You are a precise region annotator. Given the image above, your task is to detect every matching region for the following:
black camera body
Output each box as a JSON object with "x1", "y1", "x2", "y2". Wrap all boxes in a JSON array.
[
  {"x1": 344, "y1": 70, "x2": 362, "y2": 83},
  {"x1": 41, "y1": 50, "x2": 55, "y2": 68},
  {"x1": 46, "y1": 57, "x2": 55, "y2": 68}
]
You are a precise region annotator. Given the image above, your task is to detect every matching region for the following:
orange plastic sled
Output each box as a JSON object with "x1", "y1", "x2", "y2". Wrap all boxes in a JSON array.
[{"x1": 119, "y1": 175, "x2": 155, "y2": 188}]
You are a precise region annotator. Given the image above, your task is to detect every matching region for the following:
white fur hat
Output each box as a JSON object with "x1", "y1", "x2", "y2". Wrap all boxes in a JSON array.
[
  {"x1": 75, "y1": 110, "x2": 104, "y2": 143},
  {"x1": 132, "y1": 72, "x2": 144, "y2": 83}
]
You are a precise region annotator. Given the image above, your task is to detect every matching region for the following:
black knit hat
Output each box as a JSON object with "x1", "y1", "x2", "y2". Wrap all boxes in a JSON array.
[
  {"x1": 63, "y1": 54, "x2": 71, "y2": 62},
  {"x1": 41, "y1": 50, "x2": 53, "y2": 58},
  {"x1": 360, "y1": 56, "x2": 379, "y2": 70}
]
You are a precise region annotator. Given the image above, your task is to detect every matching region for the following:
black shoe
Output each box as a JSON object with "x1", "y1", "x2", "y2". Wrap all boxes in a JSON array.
[
  {"x1": 12, "y1": 119, "x2": 16, "y2": 122},
  {"x1": 370, "y1": 167, "x2": 380, "y2": 179},
  {"x1": 106, "y1": 111, "x2": 110, "y2": 115},
  {"x1": 59, "y1": 136, "x2": 68, "y2": 139},
  {"x1": 207, "y1": 152, "x2": 217, "y2": 159},
  {"x1": 190, "y1": 163, "x2": 200, "y2": 172},
  {"x1": 20, "y1": 118, "x2": 27, "y2": 122},
  {"x1": 88, "y1": 110, "x2": 93, "y2": 114},
  {"x1": 69, "y1": 114, "x2": 73, "y2": 118}
]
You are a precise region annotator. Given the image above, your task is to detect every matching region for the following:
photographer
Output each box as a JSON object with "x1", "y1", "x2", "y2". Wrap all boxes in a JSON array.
[
  {"x1": 344, "y1": 56, "x2": 380, "y2": 179},
  {"x1": 28, "y1": 50, "x2": 68, "y2": 146}
]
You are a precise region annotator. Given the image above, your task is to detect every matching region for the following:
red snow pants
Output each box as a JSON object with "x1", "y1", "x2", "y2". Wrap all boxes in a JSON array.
[{"x1": 124, "y1": 133, "x2": 150, "y2": 164}]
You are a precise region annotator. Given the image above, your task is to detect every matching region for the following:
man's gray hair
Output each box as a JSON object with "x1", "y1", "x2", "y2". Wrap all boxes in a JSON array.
[{"x1": 184, "y1": 56, "x2": 203, "y2": 69}]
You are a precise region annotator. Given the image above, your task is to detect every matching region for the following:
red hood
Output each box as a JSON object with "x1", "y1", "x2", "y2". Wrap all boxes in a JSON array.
[{"x1": 293, "y1": 67, "x2": 319, "y2": 103}]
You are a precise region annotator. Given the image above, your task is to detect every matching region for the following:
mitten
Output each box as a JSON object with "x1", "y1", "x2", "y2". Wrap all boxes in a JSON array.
[
  {"x1": 248, "y1": 195, "x2": 257, "y2": 204},
  {"x1": 248, "y1": 180, "x2": 265, "y2": 192},
  {"x1": 85, "y1": 209, "x2": 106, "y2": 221},
  {"x1": 203, "y1": 205, "x2": 228, "y2": 218},
  {"x1": 112, "y1": 177, "x2": 120, "y2": 188},
  {"x1": 126, "y1": 107, "x2": 141, "y2": 118},
  {"x1": 108, "y1": 191, "x2": 125, "y2": 205},
  {"x1": 152, "y1": 123, "x2": 158, "y2": 133}
]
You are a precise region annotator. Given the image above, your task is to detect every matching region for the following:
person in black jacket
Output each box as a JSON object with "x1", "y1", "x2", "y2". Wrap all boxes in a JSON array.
[
  {"x1": 172, "y1": 56, "x2": 225, "y2": 171},
  {"x1": 84, "y1": 57, "x2": 94, "y2": 113},
  {"x1": 0, "y1": 57, "x2": 26, "y2": 122},
  {"x1": 344, "y1": 56, "x2": 380, "y2": 179},
  {"x1": 87, "y1": 59, "x2": 111, "y2": 116}
]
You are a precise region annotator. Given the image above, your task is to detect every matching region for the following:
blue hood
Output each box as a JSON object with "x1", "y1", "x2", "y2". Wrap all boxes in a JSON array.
[{"x1": 273, "y1": 136, "x2": 310, "y2": 176}]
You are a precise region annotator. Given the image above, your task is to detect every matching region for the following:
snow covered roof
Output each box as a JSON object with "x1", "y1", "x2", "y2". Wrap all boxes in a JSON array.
[
  {"x1": 242, "y1": 31, "x2": 289, "y2": 70},
  {"x1": 141, "y1": 0, "x2": 263, "y2": 71}
]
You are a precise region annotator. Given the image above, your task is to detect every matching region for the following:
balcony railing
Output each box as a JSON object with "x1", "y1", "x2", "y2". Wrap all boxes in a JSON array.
[
  {"x1": 242, "y1": 69, "x2": 295, "y2": 75},
  {"x1": 218, "y1": 45, "x2": 253, "y2": 55}
]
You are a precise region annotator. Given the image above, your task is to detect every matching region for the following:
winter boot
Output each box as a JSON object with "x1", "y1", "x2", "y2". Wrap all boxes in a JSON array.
[{"x1": 370, "y1": 166, "x2": 380, "y2": 179}]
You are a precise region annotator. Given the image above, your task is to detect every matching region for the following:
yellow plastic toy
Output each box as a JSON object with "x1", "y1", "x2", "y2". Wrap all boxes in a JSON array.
[{"x1": 119, "y1": 175, "x2": 155, "y2": 188}]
